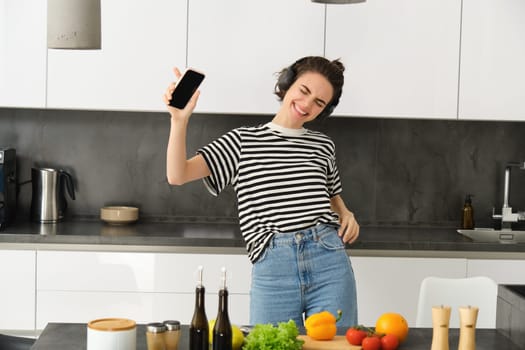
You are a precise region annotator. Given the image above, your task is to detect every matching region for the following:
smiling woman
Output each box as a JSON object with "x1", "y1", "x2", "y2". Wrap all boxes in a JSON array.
[{"x1": 163, "y1": 56, "x2": 360, "y2": 328}]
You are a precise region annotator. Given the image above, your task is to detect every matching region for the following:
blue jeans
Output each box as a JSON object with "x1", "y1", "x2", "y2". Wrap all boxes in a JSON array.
[{"x1": 249, "y1": 223, "x2": 358, "y2": 327}]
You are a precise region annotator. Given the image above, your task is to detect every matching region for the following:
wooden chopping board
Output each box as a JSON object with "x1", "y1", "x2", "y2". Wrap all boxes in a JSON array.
[{"x1": 298, "y1": 335, "x2": 361, "y2": 350}]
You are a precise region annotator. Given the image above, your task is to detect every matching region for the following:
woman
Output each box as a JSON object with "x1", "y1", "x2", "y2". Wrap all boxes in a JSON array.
[{"x1": 163, "y1": 56, "x2": 359, "y2": 327}]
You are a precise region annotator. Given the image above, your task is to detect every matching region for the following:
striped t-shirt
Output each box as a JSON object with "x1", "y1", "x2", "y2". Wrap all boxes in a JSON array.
[{"x1": 197, "y1": 122, "x2": 342, "y2": 263}]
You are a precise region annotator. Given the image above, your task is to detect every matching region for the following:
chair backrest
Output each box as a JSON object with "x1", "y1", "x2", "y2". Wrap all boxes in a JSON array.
[{"x1": 415, "y1": 276, "x2": 498, "y2": 328}]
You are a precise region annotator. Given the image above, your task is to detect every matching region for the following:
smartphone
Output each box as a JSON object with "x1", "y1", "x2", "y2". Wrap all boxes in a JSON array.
[{"x1": 169, "y1": 68, "x2": 205, "y2": 109}]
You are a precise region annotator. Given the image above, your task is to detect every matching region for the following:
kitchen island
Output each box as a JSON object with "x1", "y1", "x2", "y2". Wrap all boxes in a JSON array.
[{"x1": 32, "y1": 323, "x2": 524, "y2": 350}]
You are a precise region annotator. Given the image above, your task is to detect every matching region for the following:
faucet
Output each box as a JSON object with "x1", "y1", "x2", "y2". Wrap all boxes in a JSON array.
[{"x1": 493, "y1": 162, "x2": 525, "y2": 229}]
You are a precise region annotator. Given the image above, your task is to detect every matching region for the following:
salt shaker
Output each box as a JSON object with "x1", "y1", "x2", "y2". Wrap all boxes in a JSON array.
[
  {"x1": 163, "y1": 320, "x2": 181, "y2": 350},
  {"x1": 146, "y1": 322, "x2": 167, "y2": 350},
  {"x1": 431, "y1": 305, "x2": 451, "y2": 350},
  {"x1": 458, "y1": 306, "x2": 478, "y2": 350}
]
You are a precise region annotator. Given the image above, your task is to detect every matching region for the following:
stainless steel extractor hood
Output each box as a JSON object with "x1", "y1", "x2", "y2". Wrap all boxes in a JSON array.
[
  {"x1": 311, "y1": 0, "x2": 366, "y2": 3},
  {"x1": 47, "y1": 0, "x2": 101, "y2": 49}
]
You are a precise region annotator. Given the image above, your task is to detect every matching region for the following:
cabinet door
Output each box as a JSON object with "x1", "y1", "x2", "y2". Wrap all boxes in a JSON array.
[
  {"x1": 325, "y1": 0, "x2": 461, "y2": 119},
  {"x1": 36, "y1": 251, "x2": 252, "y2": 328},
  {"x1": 37, "y1": 251, "x2": 251, "y2": 294},
  {"x1": 467, "y1": 259, "x2": 525, "y2": 284},
  {"x1": 0, "y1": 0, "x2": 46, "y2": 108},
  {"x1": 37, "y1": 290, "x2": 250, "y2": 330},
  {"x1": 187, "y1": 0, "x2": 325, "y2": 115},
  {"x1": 0, "y1": 250, "x2": 36, "y2": 330},
  {"x1": 459, "y1": 0, "x2": 525, "y2": 121},
  {"x1": 46, "y1": 0, "x2": 187, "y2": 111},
  {"x1": 352, "y1": 256, "x2": 466, "y2": 326}
]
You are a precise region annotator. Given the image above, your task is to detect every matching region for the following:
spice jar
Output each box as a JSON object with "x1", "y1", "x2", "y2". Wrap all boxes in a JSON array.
[
  {"x1": 87, "y1": 318, "x2": 136, "y2": 350},
  {"x1": 431, "y1": 305, "x2": 451, "y2": 350},
  {"x1": 163, "y1": 320, "x2": 181, "y2": 350},
  {"x1": 146, "y1": 322, "x2": 167, "y2": 350},
  {"x1": 458, "y1": 306, "x2": 478, "y2": 350}
]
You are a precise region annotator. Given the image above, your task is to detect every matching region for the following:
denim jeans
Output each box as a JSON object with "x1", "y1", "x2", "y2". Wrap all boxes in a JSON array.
[{"x1": 249, "y1": 223, "x2": 358, "y2": 327}]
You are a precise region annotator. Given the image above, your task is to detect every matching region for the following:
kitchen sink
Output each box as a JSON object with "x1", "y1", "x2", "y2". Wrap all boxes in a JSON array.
[{"x1": 457, "y1": 228, "x2": 525, "y2": 244}]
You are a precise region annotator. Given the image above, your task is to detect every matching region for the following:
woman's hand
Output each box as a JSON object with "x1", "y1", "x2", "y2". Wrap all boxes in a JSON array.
[
  {"x1": 337, "y1": 209, "x2": 359, "y2": 244},
  {"x1": 330, "y1": 195, "x2": 360, "y2": 244},
  {"x1": 163, "y1": 67, "x2": 200, "y2": 121}
]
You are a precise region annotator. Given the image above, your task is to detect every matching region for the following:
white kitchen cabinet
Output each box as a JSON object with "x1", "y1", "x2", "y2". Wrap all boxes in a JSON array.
[
  {"x1": 0, "y1": 249, "x2": 36, "y2": 331},
  {"x1": 36, "y1": 251, "x2": 252, "y2": 329},
  {"x1": 36, "y1": 291, "x2": 250, "y2": 330},
  {"x1": 187, "y1": 0, "x2": 325, "y2": 115},
  {"x1": 325, "y1": 0, "x2": 461, "y2": 119},
  {"x1": 459, "y1": 0, "x2": 525, "y2": 121},
  {"x1": 467, "y1": 259, "x2": 525, "y2": 284},
  {"x1": 351, "y1": 256, "x2": 467, "y2": 326},
  {"x1": 0, "y1": 0, "x2": 47, "y2": 108},
  {"x1": 46, "y1": 0, "x2": 187, "y2": 112}
]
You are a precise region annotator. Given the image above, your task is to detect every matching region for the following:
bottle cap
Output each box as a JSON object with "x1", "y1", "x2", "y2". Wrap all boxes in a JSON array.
[
  {"x1": 196, "y1": 265, "x2": 204, "y2": 287},
  {"x1": 163, "y1": 320, "x2": 181, "y2": 331},
  {"x1": 146, "y1": 322, "x2": 167, "y2": 333}
]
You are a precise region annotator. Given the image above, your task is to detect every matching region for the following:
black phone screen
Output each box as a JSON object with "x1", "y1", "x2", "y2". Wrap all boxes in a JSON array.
[{"x1": 169, "y1": 69, "x2": 205, "y2": 109}]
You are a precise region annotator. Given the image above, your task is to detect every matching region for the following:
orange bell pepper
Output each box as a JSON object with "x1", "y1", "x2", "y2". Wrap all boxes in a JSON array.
[{"x1": 305, "y1": 310, "x2": 342, "y2": 340}]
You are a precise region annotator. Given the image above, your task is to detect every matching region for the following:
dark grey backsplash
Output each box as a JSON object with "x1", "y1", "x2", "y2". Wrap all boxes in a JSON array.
[{"x1": 1, "y1": 108, "x2": 525, "y2": 228}]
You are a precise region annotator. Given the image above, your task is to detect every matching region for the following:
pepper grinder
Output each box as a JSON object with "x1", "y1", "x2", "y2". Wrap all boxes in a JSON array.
[
  {"x1": 458, "y1": 306, "x2": 478, "y2": 350},
  {"x1": 431, "y1": 305, "x2": 451, "y2": 350}
]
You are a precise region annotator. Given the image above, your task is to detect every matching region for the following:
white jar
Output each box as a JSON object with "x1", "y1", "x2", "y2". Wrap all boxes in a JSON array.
[{"x1": 87, "y1": 318, "x2": 136, "y2": 350}]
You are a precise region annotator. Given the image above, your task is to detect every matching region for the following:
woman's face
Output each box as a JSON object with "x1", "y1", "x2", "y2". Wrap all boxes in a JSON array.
[{"x1": 280, "y1": 71, "x2": 334, "y2": 128}]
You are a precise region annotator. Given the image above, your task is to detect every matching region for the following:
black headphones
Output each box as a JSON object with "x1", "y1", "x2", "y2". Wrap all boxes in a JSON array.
[{"x1": 276, "y1": 57, "x2": 337, "y2": 120}]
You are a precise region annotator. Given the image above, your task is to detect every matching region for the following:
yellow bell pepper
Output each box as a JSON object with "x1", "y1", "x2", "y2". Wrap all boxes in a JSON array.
[{"x1": 305, "y1": 310, "x2": 342, "y2": 340}]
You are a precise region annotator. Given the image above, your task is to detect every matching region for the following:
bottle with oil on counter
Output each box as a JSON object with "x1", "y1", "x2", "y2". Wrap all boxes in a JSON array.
[
  {"x1": 189, "y1": 266, "x2": 209, "y2": 350},
  {"x1": 213, "y1": 267, "x2": 232, "y2": 350},
  {"x1": 461, "y1": 194, "x2": 475, "y2": 229}
]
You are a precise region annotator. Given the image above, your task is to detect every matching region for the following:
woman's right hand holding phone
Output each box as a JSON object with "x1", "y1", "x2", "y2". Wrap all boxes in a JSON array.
[{"x1": 163, "y1": 67, "x2": 200, "y2": 122}]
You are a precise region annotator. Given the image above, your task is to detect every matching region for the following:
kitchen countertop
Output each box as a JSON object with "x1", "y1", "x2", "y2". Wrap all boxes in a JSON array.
[
  {"x1": 1, "y1": 218, "x2": 525, "y2": 258},
  {"x1": 32, "y1": 323, "x2": 524, "y2": 350}
]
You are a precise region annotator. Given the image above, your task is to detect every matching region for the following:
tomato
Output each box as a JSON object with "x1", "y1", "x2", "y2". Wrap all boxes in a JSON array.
[
  {"x1": 361, "y1": 336, "x2": 381, "y2": 350},
  {"x1": 345, "y1": 327, "x2": 367, "y2": 346},
  {"x1": 381, "y1": 334, "x2": 400, "y2": 350}
]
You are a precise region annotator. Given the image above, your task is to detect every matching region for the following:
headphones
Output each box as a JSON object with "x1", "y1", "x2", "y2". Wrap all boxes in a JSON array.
[{"x1": 276, "y1": 57, "x2": 337, "y2": 120}]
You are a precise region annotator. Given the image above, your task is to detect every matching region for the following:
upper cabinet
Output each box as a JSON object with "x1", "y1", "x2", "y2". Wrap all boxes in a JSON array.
[
  {"x1": 5, "y1": 0, "x2": 525, "y2": 121},
  {"x1": 46, "y1": 0, "x2": 187, "y2": 112},
  {"x1": 325, "y1": 0, "x2": 461, "y2": 119},
  {"x1": 0, "y1": 0, "x2": 47, "y2": 108},
  {"x1": 459, "y1": 0, "x2": 525, "y2": 121},
  {"x1": 187, "y1": 0, "x2": 325, "y2": 115}
]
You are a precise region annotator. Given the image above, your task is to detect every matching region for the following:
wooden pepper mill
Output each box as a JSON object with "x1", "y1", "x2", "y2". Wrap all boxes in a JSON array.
[
  {"x1": 431, "y1": 305, "x2": 451, "y2": 350},
  {"x1": 458, "y1": 306, "x2": 479, "y2": 350}
]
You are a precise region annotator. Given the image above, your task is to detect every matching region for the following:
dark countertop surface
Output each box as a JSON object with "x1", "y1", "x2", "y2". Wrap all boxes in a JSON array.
[
  {"x1": 1, "y1": 218, "x2": 525, "y2": 257},
  {"x1": 32, "y1": 323, "x2": 524, "y2": 350}
]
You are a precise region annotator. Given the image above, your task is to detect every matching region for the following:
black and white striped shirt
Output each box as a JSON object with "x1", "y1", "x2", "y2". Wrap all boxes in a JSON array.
[{"x1": 197, "y1": 122, "x2": 342, "y2": 263}]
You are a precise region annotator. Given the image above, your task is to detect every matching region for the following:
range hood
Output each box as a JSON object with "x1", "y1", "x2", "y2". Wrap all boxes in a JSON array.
[
  {"x1": 311, "y1": 0, "x2": 366, "y2": 3},
  {"x1": 47, "y1": 0, "x2": 101, "y2": 50}
]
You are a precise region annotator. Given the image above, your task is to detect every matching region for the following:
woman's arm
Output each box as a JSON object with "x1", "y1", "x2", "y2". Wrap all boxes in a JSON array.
[
  {"x1": 164, "y1": 68, "x2": 211, "y2": 185},
  {"x1": 330, "y1": 194, "x2": 360, "y2": 244}
]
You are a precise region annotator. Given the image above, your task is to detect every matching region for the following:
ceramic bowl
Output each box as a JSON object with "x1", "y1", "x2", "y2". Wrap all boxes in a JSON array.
[{"x1": 100, "y1": 206, "x2": 139, "y2": 225}]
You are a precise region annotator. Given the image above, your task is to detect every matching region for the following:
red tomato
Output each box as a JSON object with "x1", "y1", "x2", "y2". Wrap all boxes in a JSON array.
[
  {"x1": 381, "y1": 334, "x2": 400, "y2": 350},
  {"x1": 362, "y1": 336, "x2": 381, "y2": 350},
  {"x1": 345, "y1": 327, "x2": 367, "y2": 346}
]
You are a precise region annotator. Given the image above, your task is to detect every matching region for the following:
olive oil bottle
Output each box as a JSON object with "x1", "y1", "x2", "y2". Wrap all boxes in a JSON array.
[
  {"x1": 190, "y1": 266, "x2": 209, "y2": 350},
  {"x1": 213, "y1": 267, "x2": 232, "y2": 350}
]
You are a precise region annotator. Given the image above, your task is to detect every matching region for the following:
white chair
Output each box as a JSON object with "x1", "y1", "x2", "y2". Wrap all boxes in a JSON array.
[{"x1": 416, "y1": 276, "x2": 498, "y2": 328}]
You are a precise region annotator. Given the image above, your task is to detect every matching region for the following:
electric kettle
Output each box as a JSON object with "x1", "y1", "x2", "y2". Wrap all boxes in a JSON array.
[{"x1": 30, "y1": 167, "x2": 76, "y2": 223}]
